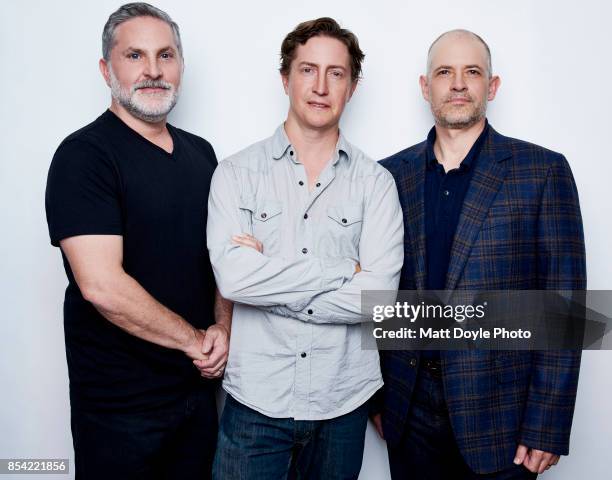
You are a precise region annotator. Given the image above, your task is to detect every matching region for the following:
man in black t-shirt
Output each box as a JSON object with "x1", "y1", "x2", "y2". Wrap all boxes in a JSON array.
[{"x1": 45, "y1": 4, "x2": 230, "y2": 479}]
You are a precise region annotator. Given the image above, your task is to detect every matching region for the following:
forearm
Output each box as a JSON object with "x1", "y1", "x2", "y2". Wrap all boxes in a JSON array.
[
  {"x1": 264, "y1": 267, "x2": 401, "y2": 324},
  {"x1": 210, "y1": 245, "x2": 355, "y2": 307},
  {"x1": 214, "y1": 288, "x2": 233, "y2": 332},
  {"x1": 82, "y1": 269, "x2": 200, "y2": 356}
]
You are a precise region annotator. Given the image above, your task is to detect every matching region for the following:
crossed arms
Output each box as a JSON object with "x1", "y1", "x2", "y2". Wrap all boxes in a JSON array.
[{"x1": 206, "y1": 160, "x2": 404, "y2": 323}]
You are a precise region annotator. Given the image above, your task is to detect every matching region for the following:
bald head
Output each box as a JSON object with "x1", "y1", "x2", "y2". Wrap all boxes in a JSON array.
[{"x1": 427, "y1": 29, "x2": 492, "y2": 78}]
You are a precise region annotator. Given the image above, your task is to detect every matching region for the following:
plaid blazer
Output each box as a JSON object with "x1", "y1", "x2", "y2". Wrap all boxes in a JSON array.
[{"x1": 379, "y1": 125, "x2": 586, "y2": 474}]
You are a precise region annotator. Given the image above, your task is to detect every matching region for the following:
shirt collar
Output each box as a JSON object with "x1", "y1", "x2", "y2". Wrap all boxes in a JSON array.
[
  {"x1": 426, "y1": 119, "x2": 489, "y2": 171},
  {"x1": 271, "y1": 123, "x2": 352, "y2": 165}
]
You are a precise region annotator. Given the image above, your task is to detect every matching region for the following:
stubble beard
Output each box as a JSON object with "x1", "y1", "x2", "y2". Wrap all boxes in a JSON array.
[{"x1": 432, "y1": 95, "x2": 487, "y2": 130}]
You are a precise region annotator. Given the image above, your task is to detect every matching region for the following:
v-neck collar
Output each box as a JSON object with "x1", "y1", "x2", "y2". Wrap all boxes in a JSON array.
[{"x1": 103, "y1": 109, "x2": 179, "y2": 158}]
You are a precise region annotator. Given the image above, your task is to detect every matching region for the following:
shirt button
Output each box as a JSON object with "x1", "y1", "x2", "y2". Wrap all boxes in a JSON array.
[
  {"x1": 302, "y1": 248, "x2": 308, "y2": 254},
  {"x1": 443, "y1": 190, "x2": 450, "y2": 196},
  {"x1": 303, "y1": 213, "x2": 308, "y2": 219},
  {"x1": 301, "y1": 352, "x2": 307, "y2": 358},
  {"x1": 409, "y1": 358, "x2": 417, "y2": 367},
  {"x1": 299, "y1": 181, "x2": 304, "y2": 186},
  {"x1": 341, "y1": 218, "x2": 347, "y2": 224},
  {"x1": 261, "y1": 212, "x2": 267, "y2": 219},
  {"x1": 307, "y1": 309, "x2": 313, "y2": 314},
  {"x1": 316, "y1": 182, "x2": 321, "y2": 187}
]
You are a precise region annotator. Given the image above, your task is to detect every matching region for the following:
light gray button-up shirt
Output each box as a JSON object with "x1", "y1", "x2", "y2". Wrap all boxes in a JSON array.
[{"x1": 207, "y1": 125, "x2": 403, "y2": 420}]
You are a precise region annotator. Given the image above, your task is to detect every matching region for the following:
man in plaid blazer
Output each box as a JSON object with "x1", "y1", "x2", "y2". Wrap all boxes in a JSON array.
[{"x1": 374, "y1": 30, "x2": 586, "y2": 479}]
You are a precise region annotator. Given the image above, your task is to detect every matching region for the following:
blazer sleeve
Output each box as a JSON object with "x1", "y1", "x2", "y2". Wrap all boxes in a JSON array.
[{"x1": 519, "y1": 154, "x2": 586, "y2": 455}]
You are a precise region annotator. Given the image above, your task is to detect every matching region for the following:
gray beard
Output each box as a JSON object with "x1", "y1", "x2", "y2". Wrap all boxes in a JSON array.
[{"x1": 109, "y1": 69, "x2": 179, "y2": 123}]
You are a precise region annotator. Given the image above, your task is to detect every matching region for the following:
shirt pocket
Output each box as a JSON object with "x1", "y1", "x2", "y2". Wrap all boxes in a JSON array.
[
  {"x1": 240, "y1": 197, "x2": 283, "y2": 255},
  {"x1": 322, "y1": 203, "x2": 363, "y2": 258}
]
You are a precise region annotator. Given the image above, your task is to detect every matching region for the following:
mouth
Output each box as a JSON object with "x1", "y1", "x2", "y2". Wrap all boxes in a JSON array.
[
  {"x1": 307, "y1": 101, "x2": 330, "y2": 109},
  {"x1": 136, "y1": 86, "x2": 170, "y2": 94},
  {"x1": 447, "y1": 97, "x2": 471, "y2": 105}
]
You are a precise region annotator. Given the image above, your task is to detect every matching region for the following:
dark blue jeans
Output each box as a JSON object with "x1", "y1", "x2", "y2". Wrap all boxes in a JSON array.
[
  {"x1": 71, "y1": 386, "x2": 218, "y2": 480},
  {"x1": 388, "y1": 367, "x2": 538, "y2": 480},
  {"x1": 213, "y1": 395, "x2": 369, "y2": 480}
]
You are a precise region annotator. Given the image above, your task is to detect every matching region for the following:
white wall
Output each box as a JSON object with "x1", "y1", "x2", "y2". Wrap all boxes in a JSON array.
[{"x1": 1, "y1": 0, "x2": 610, "y2": 478}]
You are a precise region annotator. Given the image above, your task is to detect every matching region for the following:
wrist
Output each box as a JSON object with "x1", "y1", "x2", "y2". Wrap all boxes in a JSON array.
[{"x1": 181, "y1": 326, "x2": 202, "y2": 355}]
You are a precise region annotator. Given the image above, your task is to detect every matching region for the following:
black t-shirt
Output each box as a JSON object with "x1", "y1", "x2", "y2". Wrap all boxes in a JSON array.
[{"x1": 45, "y1": 110, "x2": 218, "y2": 411}]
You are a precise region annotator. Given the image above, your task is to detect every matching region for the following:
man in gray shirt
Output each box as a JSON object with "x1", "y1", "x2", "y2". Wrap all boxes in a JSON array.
[{"x1": 207, "y1": 17, "x2": 403, "y2": 479}]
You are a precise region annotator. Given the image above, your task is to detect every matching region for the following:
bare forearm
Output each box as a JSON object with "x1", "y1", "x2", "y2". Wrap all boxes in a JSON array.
[
  {"x1": 83, "y1": 270, "x2": 199, "y2": 355},
  {"x1": 214, "y1": 288, "x2": 233, "y2": 332}
]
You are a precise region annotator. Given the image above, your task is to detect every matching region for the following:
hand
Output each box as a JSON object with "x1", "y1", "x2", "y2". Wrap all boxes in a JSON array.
[
  {"x1": 183, "y1": 328, "x2": 209, "y2": 362},
  {"x1": 370, "y1": 413, "x2": 384, "y2": 439},
  {"x1": 232, "y1": 234, "x2": 263, "y2": 253},
  {"x1": 355, "y1": 263, "x2": 361, "y2": 274},
  {"x1": 514, "y1": 444, "x2": 560, "y2": 474},
  {"x1": 193, "y1": 324, "x2": 230, "y2": 379}
]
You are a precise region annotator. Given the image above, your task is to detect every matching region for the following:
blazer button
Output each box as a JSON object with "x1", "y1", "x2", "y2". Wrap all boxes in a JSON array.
[
  {"x1": 261, "y1": 213, "x2": 267, "y2": 219},
  {"x1": 301, "y1": 352, "x2": 307, "y2": 358},
  {"x1": 409, "y1": 358, "x2": 417, "y2": 367},
  {"x1": 302, "y1": 248, "x2": 308, "y2": 254},
  {"x1": 341, "y1": 218, "x2": 347, "y2": 224}
]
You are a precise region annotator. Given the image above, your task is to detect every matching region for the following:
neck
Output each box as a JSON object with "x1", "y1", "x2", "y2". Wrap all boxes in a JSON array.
[
  {"x1": 109, "y1": 100, "x2": 168, "y2": 139},
  {"x1": 433, "y1": 118, "x2": 486, "y2": 172},
  {"x1": 283, "y1": 113, "x2": 339, "y2": 166}
]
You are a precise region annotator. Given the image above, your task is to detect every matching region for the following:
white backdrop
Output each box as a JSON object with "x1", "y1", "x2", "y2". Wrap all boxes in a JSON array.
[{"x1": 1, "y1": 0, "x2": 611, "y2": 478}]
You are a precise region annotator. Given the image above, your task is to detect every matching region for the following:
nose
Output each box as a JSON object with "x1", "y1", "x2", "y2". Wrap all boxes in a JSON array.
[
  {"x1": 313, "y1": 72, "x2": 328, "y2": 96},
  {"x1": 143, "y1": 56, "x2": 162, "y2": 79},
  {"x1": 451, "y1": 72, "x2": 467, "y2": 91}
]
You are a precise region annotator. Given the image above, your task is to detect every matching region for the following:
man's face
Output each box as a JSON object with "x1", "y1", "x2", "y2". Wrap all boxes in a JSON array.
[
  {"x1": 282, "y1": 35, "x2": 357, "y2": 131},
  {"x1": 100, "y1": 16, "x2": 182, "y2": 123},
  {"x1": 420, "y1": 33, "x2": 499, "y2": 129}
]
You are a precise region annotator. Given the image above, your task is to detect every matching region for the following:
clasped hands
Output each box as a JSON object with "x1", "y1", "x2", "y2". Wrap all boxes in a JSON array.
[{"x1": 185, "y1": 324, "x2": 230, "y2": 379}]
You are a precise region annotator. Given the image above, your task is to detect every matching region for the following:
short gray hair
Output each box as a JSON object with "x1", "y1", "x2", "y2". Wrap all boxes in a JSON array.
[
  {"x1": 102, "y1": 2, "x2": 182, "y2": 61},
  {"x1": 427, "y1": 29, "x2": 492, "y2": 78}
]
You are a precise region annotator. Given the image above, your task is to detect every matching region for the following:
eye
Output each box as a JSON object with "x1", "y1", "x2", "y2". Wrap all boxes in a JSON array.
[
  {"x1": 467, "y1": 69, "x2": 480, "y2": 75},
  {"x1": 128, "y1": 52, "x2": 140, "y2": 60},
  {"x1": 329, "y1": 70, "x2": 344, "y2": 79},
  {"x1": 160, "y1": 52, "x2": 173, "y2": 59},
  {"x1": 302, "y1": 67, "x2": 313, "y2": 74},
  {"x1": 437, "y1": 69, "x2": 450, "y2": 76}
]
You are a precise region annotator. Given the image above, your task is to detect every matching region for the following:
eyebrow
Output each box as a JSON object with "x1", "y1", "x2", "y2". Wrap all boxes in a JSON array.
[
  {"x1": 434, "y1": 64, "x2": 484, "y2": 71},
  {"x1": 122, "y1": 45, "x2": 177, "y2": 55},
  {"x1": 298, "y1": 61, "x2": 347, "y2": 71}
]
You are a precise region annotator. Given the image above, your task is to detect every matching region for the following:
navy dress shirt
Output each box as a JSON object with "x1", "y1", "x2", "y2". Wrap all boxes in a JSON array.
[{"x1": 422, "y1": 121, "x2": 489, "y2": 360}]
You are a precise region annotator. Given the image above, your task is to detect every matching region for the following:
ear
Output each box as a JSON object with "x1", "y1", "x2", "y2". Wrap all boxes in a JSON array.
[
  {"x1": 419, "y1": 74, "x2": 430, "y2": 102},
  {"x1": 487, "y1": 75, "x2": 501, "y2": 101},
  {"x1": 281, "y1": 73, "x2": 290, "y2": 95},
  {"x1": 99, "y1": 58, "x2": 111, "y2": 87}
]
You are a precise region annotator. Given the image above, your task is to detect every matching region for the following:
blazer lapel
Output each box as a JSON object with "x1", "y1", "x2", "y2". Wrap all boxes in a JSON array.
[
  {"x1": 445, "y1": 127, "x2": 512, "y2": 290},
  {"x1": 399, "y1": 144, "x2": 427, "y2": 290}
]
